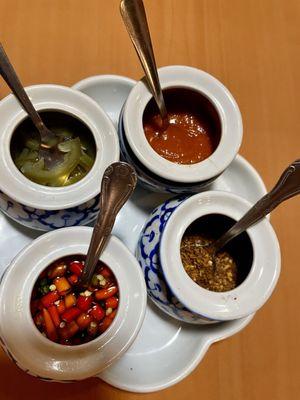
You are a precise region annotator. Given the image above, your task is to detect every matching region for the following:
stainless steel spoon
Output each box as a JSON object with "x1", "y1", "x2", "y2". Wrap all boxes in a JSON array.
[
  {"x1": 0, "y1": 43, "x2": 63, "y2": 169},
  {"x1": 208, "y1": 159, "x2": 300, "y2": 264},
  {"x1": 80, "y1": 162, "x2": 137, "y2": 288},
  {"x1": 120, "y1": 0, "x2": 169, "y2": 129}
]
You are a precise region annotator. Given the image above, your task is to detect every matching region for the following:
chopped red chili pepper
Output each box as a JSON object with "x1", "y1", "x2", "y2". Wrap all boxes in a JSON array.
[
  {"x1": 48, "y1": 305, "x2": 61, "y2": 328},
  {"x1": 69, "y1": 261, "x2": 84, "y2": 276},
  {"x1": 77, "y1": 313, "x2": 92, "y2": 329},
  {"x1": 41, "y1": 291, "x2": 59, "y2": 308},
  {"x1": 105, "y1": 296, "x2": 118, "y2": 309},
  {"x1": 95, "y1": 286, "x2": 118, "y2": 301},
  {"x1": 100, "y1": 265, "x2": 112, "y2": 279},
  {"x1": 90, "y1": 304, "x2": 105, "y2": 321},
  {"x1": 43, "y1": 308, "x2": 58, "y2": 341},
  {"x1": 61, "y1": 307, "x2": 81, "y2": 323},
  {"x1": 31, "y1": 255, "x2": 119, "y2": 345},
  {"x1": 77, "y1": 295, "x2": 92, "y2": 312}
]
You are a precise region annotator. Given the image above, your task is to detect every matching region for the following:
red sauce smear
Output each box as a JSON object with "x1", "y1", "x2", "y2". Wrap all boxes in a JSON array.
[{"x1": 143, "y1": 88, "x2": 221, "y2": 165}]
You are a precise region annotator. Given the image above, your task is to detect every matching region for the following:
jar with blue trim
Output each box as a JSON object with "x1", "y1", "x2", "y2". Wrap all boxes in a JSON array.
[
  {"x1": 137, "y1": 190, "x2": 281, "y2": 324},
  {"x1": 0, "y1": 84, "x2": 119, "y2": 231}
]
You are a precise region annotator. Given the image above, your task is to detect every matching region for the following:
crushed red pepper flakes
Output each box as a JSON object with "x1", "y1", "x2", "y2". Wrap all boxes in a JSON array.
[{"x1": 180, "y1": 234, "x2": 237, "y2": 292}]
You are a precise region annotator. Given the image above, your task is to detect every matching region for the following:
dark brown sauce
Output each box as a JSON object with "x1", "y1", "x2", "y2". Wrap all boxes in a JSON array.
[{"x1": 143, "y1": 88, "x2": 221, "y2": 165}]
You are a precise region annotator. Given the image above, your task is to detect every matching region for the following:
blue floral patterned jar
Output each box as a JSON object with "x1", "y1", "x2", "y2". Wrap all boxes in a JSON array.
[
  {"x1": 137, "y1": 191, "x2": 281, "y2": 324},
  {"x1": 0, "y1": 85, "x2": 119, "y2": 231}
]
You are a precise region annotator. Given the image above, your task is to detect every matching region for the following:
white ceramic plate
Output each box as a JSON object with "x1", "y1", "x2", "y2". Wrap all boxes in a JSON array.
[
  {"x1": 0, "y1": 75, "x2": 268, "y2": 394},
  {"x1": 0, "y1": 154, "x2": 265, "y2": 392},
  {"x1": 72, "y1": 75, "x2": 267, "y2": 393},
  {"x1": 97, "y1": 156, "x2": 264, "y2": 393}
]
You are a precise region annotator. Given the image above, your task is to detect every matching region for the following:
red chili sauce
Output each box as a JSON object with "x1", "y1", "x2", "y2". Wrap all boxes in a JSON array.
[
  {"x1": 143, "y1": 88, "x2": 221, "y2": 165},
  {"x1": 30, "y1": 255, "x2": 119, "y2": 346}
]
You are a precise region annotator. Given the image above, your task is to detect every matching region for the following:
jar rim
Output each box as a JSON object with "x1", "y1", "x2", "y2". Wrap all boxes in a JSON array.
[
  {"x1": 0, "y1": 84, "x2": 119, "y2": 210},
  {"x1": 123, "y1": 65, "x2": 243, "y2": 183}
]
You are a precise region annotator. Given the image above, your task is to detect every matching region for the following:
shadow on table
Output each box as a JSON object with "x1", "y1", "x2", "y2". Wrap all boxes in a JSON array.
[{"x1": 0, "y1": 352, "x2": 125, "y2": 400}]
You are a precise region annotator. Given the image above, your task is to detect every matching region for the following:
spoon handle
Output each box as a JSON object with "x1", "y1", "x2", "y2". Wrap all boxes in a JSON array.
[
  {"x1": 213, "y1": 159, "x2": 300, "y2": 252},
  {"x1": 120, "y1": 0, "x2": 168, "y2": 125},
  {"x1": 80, "y1": 162, "x2": 137, "y2": 287},
  {"x1": 0, "y1": 43, "x2": 47, "y2": 136}
]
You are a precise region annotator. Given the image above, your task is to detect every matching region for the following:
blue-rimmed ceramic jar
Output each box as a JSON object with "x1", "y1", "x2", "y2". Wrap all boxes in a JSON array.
[
  {"x1": 0, "y1": 84, "x2": 119, "y2": 231},
  {"x1": 137, "y1": 191, "x2": 281, "y2": 324},
  {"x1": 119, "y1": 65, "x2": 243, "y2": 193}
]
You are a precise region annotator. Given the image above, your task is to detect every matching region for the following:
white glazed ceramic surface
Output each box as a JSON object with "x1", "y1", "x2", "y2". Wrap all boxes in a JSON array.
[
  {"x1": 122, "y1": 65, "x2": 243, "y2": 184},
  {"x1": 0, "y1": 227, "x2": 146, "y2": 381},
  {"x1": 98, "y1": 304, "x2": 254, "y2": 393},
  {"x1": 0, "y1": 84, "x2": 119, "y2": 230}
]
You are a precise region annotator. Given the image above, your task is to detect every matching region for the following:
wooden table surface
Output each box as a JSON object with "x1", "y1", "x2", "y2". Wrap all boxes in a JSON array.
[{"x1": 0, "y1": 0, "x2": 299, "y2": 399}]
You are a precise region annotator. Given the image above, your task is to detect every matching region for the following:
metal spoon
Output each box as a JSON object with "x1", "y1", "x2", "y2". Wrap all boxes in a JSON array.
[
  {"x1": 207, "y1": 159, "x2": 300, "y2": 264},
  {"x1": 80, "y1": 162, "x2": 137, "y2": 288},
  {"x1": 120, "y1": 0, "x2": 169, "y2": 130},
  {"x1": 0, "y1": 43, "x2": 63, "y2": 169}
]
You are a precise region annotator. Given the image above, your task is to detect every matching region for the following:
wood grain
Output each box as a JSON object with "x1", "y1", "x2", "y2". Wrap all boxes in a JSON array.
[{"x1": 0, "y1": 0, "x2": 299, "y2": 399}]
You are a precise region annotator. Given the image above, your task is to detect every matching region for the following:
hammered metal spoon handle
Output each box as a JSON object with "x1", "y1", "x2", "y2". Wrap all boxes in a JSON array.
[
  {"x1": 80, "y1": 162, "x2": 137, "y2": 287},
  {"x1": 120, "y1": 0, "x2": 168, "y2": 128},
  {"x1": 212, "y1": 159, "x2": 300, "y2": 253},
  {"x1": 0, "y1": 43, "x2": 56, "y2": 146},
  {"x1": 0, "y1": 43, "x2": 65, "y2": 169}
]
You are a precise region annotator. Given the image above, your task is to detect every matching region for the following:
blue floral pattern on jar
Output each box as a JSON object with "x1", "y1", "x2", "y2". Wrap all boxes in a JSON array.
[
  {"x1": 137, "y1": 195, "x2": 216, "y2": 324},
  {"x1": 0, "y1": 190, "x2": 99, "y2": 231}
]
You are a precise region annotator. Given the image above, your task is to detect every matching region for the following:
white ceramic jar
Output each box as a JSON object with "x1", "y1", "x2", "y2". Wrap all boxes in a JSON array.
[
  {"x1": 0, "y1": 84, "x2": 119, "y2": 231},
  {"x1": 0, "y1": 227, "x2": 146, "y2": 381},
  {"x1": 137, "y1": 191, "x2": 281, "y2": 324},
  {"x1": 119, "y1": 65, "x2": 243, "y2": 193}
]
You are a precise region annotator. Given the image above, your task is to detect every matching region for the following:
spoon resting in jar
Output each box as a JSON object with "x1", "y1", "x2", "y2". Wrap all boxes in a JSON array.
[
  {"x1": 120, "y1": 0, "x2": 169, "y2": 130},
  {"x1": 206, "y1": 159, "x2": 300, "y2": 269},
  {"x1": 79, "y1": 162, "x2": 137, "y2": 288},
  {"x1": 0, "y1": 43, "x2": 64, "y2": 169}
]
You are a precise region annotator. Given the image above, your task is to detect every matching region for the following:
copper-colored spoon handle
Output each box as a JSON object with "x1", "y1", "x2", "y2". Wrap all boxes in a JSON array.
[
  {"x1": 80, "y1": 162, "x2": 137, "y2": 287},
  {"x1": 213, "y1": 159, "x2": 300, "y2": 253},
  {"x1": 0, "y1": 43, "x2": 54, "y2": 145},
  {"x1": 120, "y1": 0, "x2": 168, "y2": 127}
]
